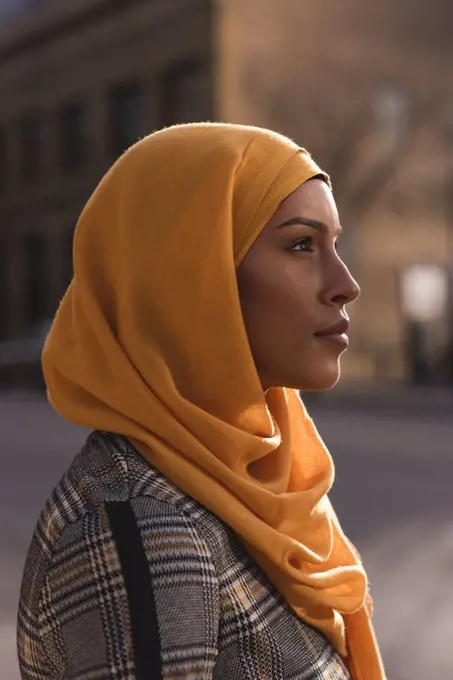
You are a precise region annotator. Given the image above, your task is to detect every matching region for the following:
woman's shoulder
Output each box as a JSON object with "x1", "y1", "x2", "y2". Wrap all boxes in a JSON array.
[
  {"x1": 18, "y1": 432, "x2": 224, "y2": 678},
  {"x1": 20, "y1": 430, "x2": 237, "y2": 598},
  {"x1": 18, "y1": 431, "x2": 224, "y2": 632},
  {"x1": 33, "y1": 430, "x2": 224, "y2": 551}
]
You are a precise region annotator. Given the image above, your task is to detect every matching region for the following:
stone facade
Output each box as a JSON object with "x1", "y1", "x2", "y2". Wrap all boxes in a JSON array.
[
  {"x1": 0, "y1": 0, "x2": 215, "y2": 342},
  {"x1": 219, "y1": 0, "x2": 453, "y2": 383},
  {"x1": 2, "y1": 0, "x2": 452, "y2": 384}
]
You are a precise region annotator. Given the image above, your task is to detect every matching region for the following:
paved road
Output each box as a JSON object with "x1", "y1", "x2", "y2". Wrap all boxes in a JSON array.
[
  {"x1": 310, "y1": 405, "x2": 453, "y2": 680},
  {"x1": 1, "y1": 394, "x2": 452, "y2": 680}
]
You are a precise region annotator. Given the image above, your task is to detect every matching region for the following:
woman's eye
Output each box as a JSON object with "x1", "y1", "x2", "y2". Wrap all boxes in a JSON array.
[{"x1": 290, "y1": 237, "x2": 314, "y2": 253}]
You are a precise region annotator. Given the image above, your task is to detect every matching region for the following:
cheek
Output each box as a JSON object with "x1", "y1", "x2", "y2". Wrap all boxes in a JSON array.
[{"x1": 238, "y1": 258, "x2": 317, "y2": 338}]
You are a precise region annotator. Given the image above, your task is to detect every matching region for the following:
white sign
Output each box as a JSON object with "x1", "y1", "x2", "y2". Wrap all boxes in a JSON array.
[{"x1": 401, "y1": 264, "x2": 449, "y2": 322}]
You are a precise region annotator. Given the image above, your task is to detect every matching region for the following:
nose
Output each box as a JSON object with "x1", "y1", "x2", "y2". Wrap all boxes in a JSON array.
[{"x1": 323, "y1": 257, "x2": 360, "y2": 307}]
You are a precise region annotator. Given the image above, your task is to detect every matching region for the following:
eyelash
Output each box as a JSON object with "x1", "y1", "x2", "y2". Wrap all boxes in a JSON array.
[
  {"x1": 289, "y1": 237, "x2": 339, "y2": 254},
  {"x1": 290, "y1": 237, "x2": 315, "y2": 253}
]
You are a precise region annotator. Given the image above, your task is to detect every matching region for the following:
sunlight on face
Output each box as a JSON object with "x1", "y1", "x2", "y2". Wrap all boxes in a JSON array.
[{"x1": 236, "y1": 179, "x2": 360, "y2": 391}]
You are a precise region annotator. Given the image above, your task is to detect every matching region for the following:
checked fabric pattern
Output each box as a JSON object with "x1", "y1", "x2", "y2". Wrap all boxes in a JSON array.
[{"x1": 17, "y1": 431, "x2": 350, "y2": 679}]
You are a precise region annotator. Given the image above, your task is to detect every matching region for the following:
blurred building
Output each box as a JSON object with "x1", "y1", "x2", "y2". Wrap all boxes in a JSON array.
[
  {"x1": 220, "y1": 0, "x2": 453, "y2": 384},
  {"x1": 1, "y1": 0, "x2": 453, "y2": 386},
  {"x1": 0, "y1": 0, "x2": 215, "y2": 350}
]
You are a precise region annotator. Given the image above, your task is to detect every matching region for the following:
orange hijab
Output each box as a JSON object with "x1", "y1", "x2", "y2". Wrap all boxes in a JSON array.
[{"x1": 43, "y1": 123, "x2": 385, "y2": 680}]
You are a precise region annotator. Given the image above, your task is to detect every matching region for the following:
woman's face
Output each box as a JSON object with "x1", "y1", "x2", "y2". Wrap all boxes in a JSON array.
[{"x1": 236, "y1": 178, "x2": 360, "y2": 391}]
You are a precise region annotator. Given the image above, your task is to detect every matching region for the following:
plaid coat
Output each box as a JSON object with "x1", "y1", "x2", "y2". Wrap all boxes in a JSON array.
[{"x1": 17, "y1": 431, "x2": 350, "y2": 679}]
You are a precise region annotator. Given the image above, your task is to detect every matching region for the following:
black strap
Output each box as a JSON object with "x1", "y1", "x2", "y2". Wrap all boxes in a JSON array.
[{"x1": 105, "y1": 501, "x2": 162, "y2": 679}]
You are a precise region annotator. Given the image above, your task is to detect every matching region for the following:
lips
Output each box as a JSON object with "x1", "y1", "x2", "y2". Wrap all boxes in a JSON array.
[
  {"x1": 314, "y1": 318, "x2": 350, "y2": 349},
  {"x1": 314, "y1": 318, "x2": 350, "y2": 338}
]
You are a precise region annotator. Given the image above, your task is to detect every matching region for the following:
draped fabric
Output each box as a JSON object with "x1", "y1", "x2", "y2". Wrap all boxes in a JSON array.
[{"x1": 42, "y1": 123, "x2": 385, "y2": 679}]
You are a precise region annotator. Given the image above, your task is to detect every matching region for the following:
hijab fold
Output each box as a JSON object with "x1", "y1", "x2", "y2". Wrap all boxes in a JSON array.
[{"x1": 43, "y1": 123, "x2": 385, "y2": 680}]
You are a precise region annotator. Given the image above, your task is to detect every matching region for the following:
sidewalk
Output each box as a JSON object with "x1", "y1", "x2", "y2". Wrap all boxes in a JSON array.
[
  {"x1": 1, "y1": 383, "x2": 452, "y2": 420},
  {"x1": 303, "y1": 382, "x2": 453, "y2": 421}
]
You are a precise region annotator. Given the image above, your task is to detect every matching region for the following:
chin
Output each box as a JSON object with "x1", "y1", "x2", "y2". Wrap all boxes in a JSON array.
[{"x1": 288, "y1": 360, "x2": 342, "y2": 392}]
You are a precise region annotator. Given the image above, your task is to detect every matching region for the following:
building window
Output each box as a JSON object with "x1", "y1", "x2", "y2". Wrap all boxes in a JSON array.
[
  {"x1": 108, "y1": 82, "x2": 143, "y2": 159},
  {"x1": 0, "y1": 239, "x2": 9, "y2": 339},
  {"x1": 59, "y1": 101, "x2": 89, "y2": 174},
  {"x1": 0, "y1": 129, "x2": 6, "y2": 192},
  {"x1": 61, "y1": 226, "x2": 75, "y2": 292},
  {"x1": 23, "y1": 232, "x2": 48, "y2": 327},
  {"x1": 160, "y1": 58, "x2": 205, "y2": 127},
  {"x1": 19, "y1": 113, "x2": 43, "y2": 182}
]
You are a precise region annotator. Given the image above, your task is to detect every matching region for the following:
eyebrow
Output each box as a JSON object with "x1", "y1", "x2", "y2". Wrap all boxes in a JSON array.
[{"x1": 276, "y1": 216, "x2": 343, "y2": 235}]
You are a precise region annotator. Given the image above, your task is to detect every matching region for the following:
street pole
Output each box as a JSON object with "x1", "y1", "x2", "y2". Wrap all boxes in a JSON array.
[{"x1": 444, "y1": 110, "x2": 453, "y2": 384}]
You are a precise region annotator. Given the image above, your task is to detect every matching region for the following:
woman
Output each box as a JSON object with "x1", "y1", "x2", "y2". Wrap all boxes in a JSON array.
[{"x1": 17, "y1": 123, "x2": 386, "y2": 679}]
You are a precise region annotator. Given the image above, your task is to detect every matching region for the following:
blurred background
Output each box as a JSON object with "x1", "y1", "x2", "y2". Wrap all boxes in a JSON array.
[{"x1": 0, "y1": 1, "x2": 452, "y2": 678}]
